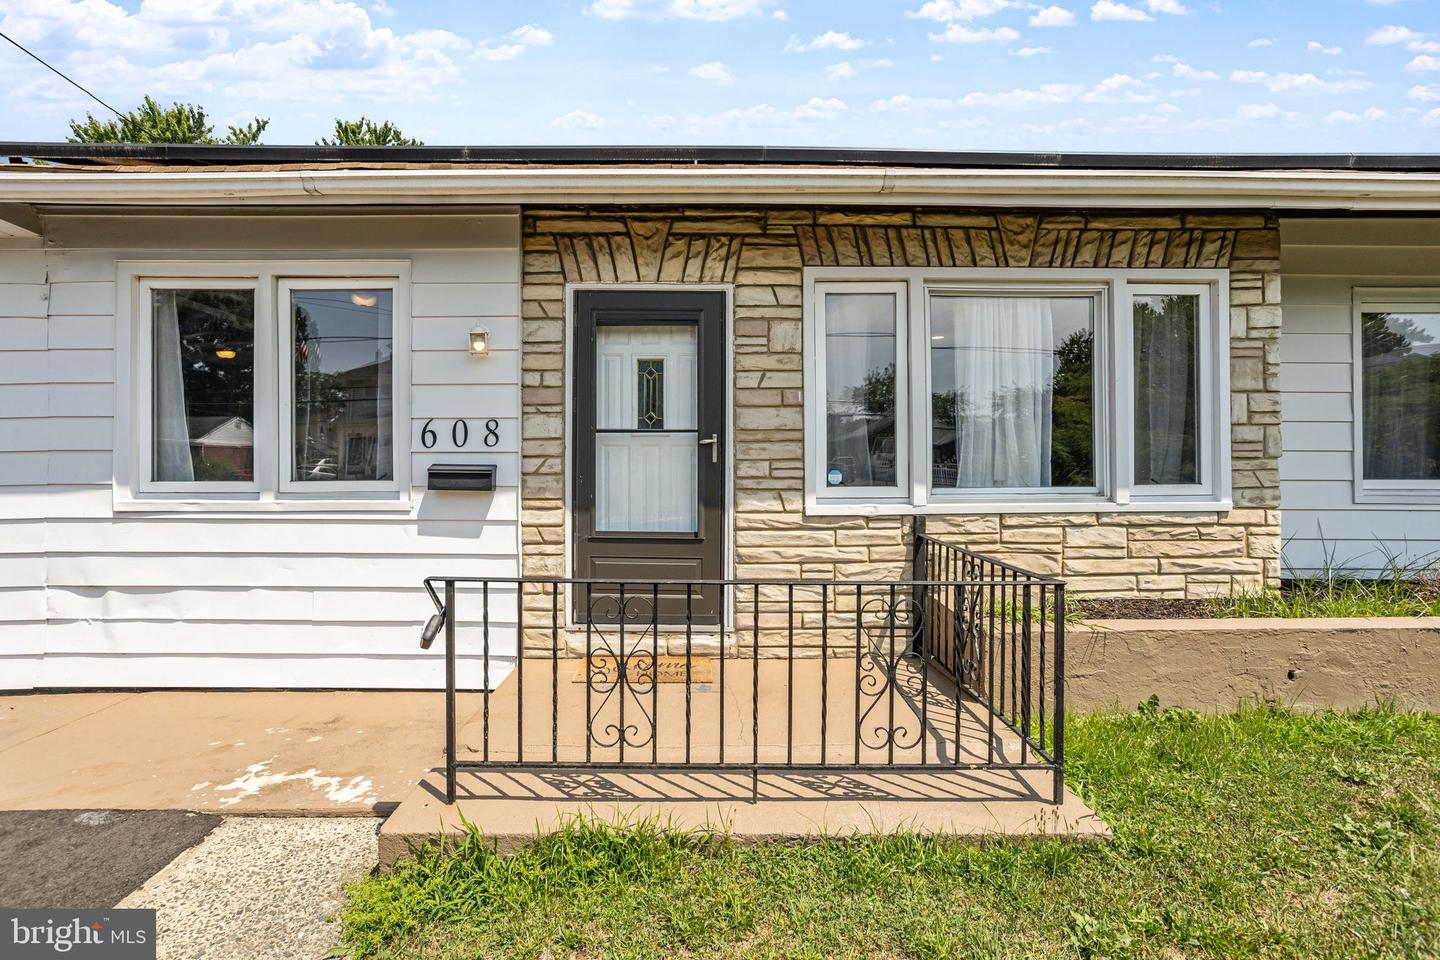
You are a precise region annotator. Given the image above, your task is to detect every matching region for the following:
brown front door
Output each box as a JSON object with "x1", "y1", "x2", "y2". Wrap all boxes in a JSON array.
[{"x1": 572, "y1": 289, "x2": 727, "y2": 624}]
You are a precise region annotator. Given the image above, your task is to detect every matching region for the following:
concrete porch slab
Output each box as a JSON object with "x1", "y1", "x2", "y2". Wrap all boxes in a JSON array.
[
  {"x1": 0, "y1": 691, "x2": 445, "y2": 815},
  {"x1": 380, "y1": 658, "x2": 1106, "y2": 864}
]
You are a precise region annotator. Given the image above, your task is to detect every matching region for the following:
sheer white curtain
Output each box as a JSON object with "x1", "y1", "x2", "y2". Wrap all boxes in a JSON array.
[
  {"x1": 152, "y1": 291, "x2": 194, "y2": 482},
  {"x1": 945, "y1": 297, "x2": 1055, "y2": 488},
  {"x1": 1135, "y1": 295, "x2": 1197, "y2": 485}
]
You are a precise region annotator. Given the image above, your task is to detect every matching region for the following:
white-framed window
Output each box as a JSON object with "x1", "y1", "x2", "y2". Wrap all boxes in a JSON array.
[
  {"x1": 803, "y1": 268, "x2": 1230, "y2": 514},
  {"x1": 1352, "y1": 288, "x2": 1440, "y2": 503},
  {"x1": 115, "y1": 261, "x2": 411, "y2": 509},
  {"x1": 810, "y1": 281, "x2": 909, "y2": 502}
]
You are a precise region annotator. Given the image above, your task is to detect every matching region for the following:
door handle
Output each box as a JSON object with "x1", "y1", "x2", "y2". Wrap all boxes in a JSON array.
[{"x1": 698, "y1": 434, "x2": 719, "y2": 463}]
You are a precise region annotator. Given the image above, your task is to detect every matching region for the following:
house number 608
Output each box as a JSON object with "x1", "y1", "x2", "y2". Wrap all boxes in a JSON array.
[{"x1": 421, "y1": 419, "x2": 500, "y2": 449}]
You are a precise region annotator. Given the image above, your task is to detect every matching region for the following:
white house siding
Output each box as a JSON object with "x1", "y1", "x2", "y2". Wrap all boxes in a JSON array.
[
  {"x1": 0, "y1": 210, "x2": 523, "y2": 690},
  {"x1": 1279, "y1": 217, "x2": 1440, "y2": 576}
]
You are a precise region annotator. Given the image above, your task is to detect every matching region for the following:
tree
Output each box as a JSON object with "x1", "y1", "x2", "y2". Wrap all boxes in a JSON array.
[
  {"x1": 318, "y1": 117, "x2": 422, "y2": 146},
  {"x1": 67, "y1": 96, "x2": 269, "y2": 145}
]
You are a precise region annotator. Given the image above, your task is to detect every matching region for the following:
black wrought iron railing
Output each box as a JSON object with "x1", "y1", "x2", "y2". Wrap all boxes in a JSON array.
[{"x1": 419, "y1": 542, "x2": 1064, "y2": 806}]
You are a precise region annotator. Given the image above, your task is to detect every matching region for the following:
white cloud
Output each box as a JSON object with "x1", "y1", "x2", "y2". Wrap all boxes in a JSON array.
[
  {"x1": 589, "y1": 0, "x2": 775, "y2": 20},
  {"x1": 550, "y1": 109, "x2": 607, "y2": 128},
  {"x1": 1090, "y1": 1, "x2": 1152, "y2": 22},
  {"x1": 0, "y1": 0, "x2": 542, "y2": 105},
  {"x1": 1029, "y1": 5, "x2": 1076, "y2": 26},
  {"x1": 825, "y1": 61, "x2": 857, "y2": 80},
  {"x1": 1409, "y1": 84, "x2": 1440, "y2": 101},
  {"x1": 688, "y1": 60, "x2": 735, "y2": 83},
  {"x1": 1156, "y1": 56, "x2": 1218, "y2": 80},
  {"x1": 793, "y1": 96, "x2": 847, "y2": 119},
  {"x1": 1145, "y1": 0, "x2": 1189, "y2": 13},
  {"x1": 1366, "y1": 24, "x2": 1424, "y2": 45},
  {"x1": 1408, "y1": 55, "x2": 1440, "y2": 72},
  {"x1": 684, "y1": 97, "x2": 847, "y2": 127},
  {"x1": 1425, "y1": 107, "x2": 1440, "y2": 127},
  {"x1": 870, "y1": 93, "x2": 955, "y2": 111},
  {"x1": 1365, "y1": 24, "x2": 1440, "y2": 52},
  {"x1": 1012, "y1": 46, "x2": 1050, "y2": 56},
  {"x1": 1323, "y1": 107, "x2": 1390, "y2": 123},
  {"x1": 1306, "y1": 41, "x2": 1341, "y2": 55},
  {"x1": 785, "y1": 30, "x2": 865, "y2": 52},
  {"x1": 771, "y1": 8, "x2": 787, "y2": 19},
  {"x1": 1248, "y1": 37, "x2": 1275, "y2": 48},
  {"x1": 907, "y1": 0, "x2": 1015, "y2": 21},
  {"x1": 1229, "y1": 69, "x2": 1372, "y2": 94},
  {"x1": 960, "y1": 82, "x2": 1085, "y2": 106},
  {"x1": 475, "y1": 23, "x2": 553, "y2": 60},
  {"x1": 1236, "y1": 102, "x2": 1294, "y2": 120},
  {"x1": 1080, "y1": 72, "x2": 1161, "y2": 102},
  {"x1": 930, "y1": 24, "x2": 1021, "y2": 43}
]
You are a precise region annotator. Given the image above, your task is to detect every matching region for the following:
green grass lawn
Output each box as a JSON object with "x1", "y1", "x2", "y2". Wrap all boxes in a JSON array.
[{"x1": 341, "y1": 705, "x2": 1440, "y2": 959}]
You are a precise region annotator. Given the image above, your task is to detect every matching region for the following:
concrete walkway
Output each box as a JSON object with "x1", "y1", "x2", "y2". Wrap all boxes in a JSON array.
[{"x1": 0, "y1": 691, "x2": 445, "y2": 814}]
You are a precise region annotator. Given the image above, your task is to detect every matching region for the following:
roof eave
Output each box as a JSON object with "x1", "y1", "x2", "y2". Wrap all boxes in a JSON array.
[{"x1": 2, "y1": 166, "x2": 1440, "y2": 211}]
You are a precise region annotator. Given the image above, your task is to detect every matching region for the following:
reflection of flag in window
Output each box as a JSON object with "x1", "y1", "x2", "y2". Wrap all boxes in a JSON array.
[{"x1": 296, "y1": 331, "x2": 322, "y2": 370}]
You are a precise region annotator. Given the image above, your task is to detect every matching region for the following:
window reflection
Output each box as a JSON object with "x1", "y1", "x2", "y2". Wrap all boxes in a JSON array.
[
  {"x1": 825, "y1": 293, "x2": 898, "y2": 488},
  {"x1": 291, "y1": 289, "x2": 394, "y2": 483},
  {"x1": 1363, "y1": 310, "x2": 1440, "y2": 482}
]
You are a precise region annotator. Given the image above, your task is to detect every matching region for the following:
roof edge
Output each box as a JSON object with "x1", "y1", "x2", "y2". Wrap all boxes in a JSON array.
[{"x1": 5, "y1": 142, "x2": 1440, "y2": 172}]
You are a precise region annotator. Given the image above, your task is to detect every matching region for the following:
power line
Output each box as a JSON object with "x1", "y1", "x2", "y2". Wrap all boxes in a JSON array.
[{"x1": 0, "y1": 29, "x2": 122, "y2": 119}]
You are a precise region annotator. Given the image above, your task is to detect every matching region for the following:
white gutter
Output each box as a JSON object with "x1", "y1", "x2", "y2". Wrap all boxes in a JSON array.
[{"x1": 2, "y1": 166, "x2": 1440, "y2": 209}]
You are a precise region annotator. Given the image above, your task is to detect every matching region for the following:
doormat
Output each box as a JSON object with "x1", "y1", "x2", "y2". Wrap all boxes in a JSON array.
[{"x1": 574, "y1": 655, "x2": 716, "y2": 684}]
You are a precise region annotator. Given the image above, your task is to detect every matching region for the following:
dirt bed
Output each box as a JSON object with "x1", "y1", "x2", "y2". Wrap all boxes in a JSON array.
[{"x1": 1073, "y1": 598, "x2": 1216, "y2": 620}]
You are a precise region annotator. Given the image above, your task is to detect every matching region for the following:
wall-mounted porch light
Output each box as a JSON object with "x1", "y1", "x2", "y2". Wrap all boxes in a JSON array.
[{"x1": 468, "y1": 324, "x2": 490, "y2": 358}]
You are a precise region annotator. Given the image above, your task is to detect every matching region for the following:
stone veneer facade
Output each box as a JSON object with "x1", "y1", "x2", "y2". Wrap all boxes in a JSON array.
[{"x1": 519, "y1": 206, "x2": 1282, "y2": 645}]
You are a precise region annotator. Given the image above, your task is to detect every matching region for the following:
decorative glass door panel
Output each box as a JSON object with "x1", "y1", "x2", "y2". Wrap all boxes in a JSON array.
[{"x1": 595, "y1": 325, "x2": 698, "y2": 533}]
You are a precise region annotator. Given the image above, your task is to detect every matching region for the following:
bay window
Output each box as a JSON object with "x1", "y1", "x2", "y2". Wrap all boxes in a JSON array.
[
  {"x1": 121, "y1": 263, "x2": 409, "y2": 506},
  {"x1": 805, "y1": 269, "x2": 1228, "y2": 513}
]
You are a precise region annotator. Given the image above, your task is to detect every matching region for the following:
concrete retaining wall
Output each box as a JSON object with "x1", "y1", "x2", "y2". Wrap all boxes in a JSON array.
[{"x1": 1068, "y1": 617, "x2": 1440, "y2": 712}]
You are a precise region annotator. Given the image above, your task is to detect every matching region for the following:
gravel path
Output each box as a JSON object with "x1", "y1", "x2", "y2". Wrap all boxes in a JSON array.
[{"x1": 118, "y1": 817, "x2": 379, "y2": 960}]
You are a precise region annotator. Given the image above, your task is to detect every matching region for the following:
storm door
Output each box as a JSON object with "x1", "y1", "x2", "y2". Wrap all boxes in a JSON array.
[{"x1": 572, "y1": 290, "x2": 726, "y2": 624}]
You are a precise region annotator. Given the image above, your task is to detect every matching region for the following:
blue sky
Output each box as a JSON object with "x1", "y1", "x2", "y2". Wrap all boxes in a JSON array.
[{"x1": 1, "y1": 0, "x2": 1437, "y2": 150}]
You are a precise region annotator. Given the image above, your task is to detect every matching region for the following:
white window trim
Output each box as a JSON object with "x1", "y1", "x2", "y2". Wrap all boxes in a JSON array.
[
  {"x1": 807, "y1": 280, "x2": 910, "y2": 504},
  {"x1": 802, "y1": 266, "x2": 1231, "y2": 516},
  {"x1": 114, "y1": 259, "x2": 413, "y2": 512},
  {"x1": 1351, "y1": 287, "x2": 1440, "y2": 504}
]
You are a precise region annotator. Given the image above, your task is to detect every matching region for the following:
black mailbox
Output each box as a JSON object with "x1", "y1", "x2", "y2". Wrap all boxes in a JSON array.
[{"x1": 427, "y1": 464, "x2": 496, "y2": 491}]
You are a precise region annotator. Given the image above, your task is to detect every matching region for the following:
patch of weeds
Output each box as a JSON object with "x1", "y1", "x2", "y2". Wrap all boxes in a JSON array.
[
  {"x1": 1333, "y1": 814, "x2": 1407, "y2": 861},
  {"x1": 1329, "y1": 755, "x2": 1388, "y2": 786},
  {"x1": 1067, "y1": 911, "x2": 1134, "y2": 960}
]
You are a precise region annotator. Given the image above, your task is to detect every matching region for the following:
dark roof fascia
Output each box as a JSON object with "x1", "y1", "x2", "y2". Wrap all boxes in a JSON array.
[{"x1": 5, "y1": 142, "x2": 1440, "y2": 172}]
